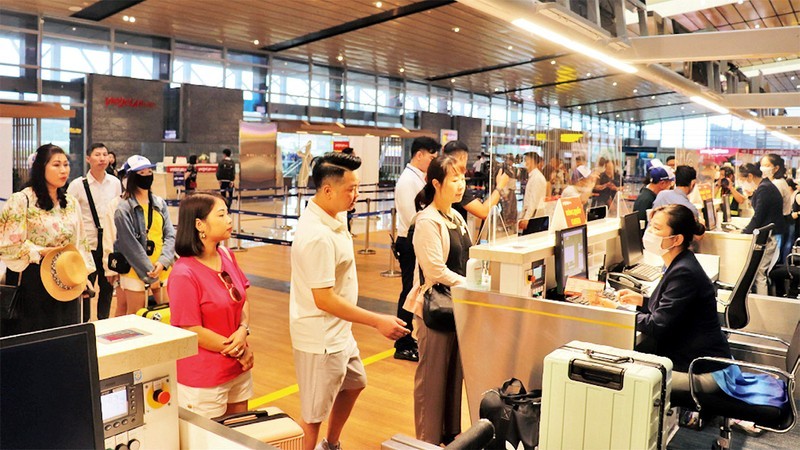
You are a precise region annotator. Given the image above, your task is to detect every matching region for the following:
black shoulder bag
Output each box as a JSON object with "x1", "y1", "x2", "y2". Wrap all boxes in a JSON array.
[
  {"x1": 1, "y1": 195, "x2": 29, "y2": 322},
  {"x1": 479, "y1": 378, "x2": 542, "y2": 450}
]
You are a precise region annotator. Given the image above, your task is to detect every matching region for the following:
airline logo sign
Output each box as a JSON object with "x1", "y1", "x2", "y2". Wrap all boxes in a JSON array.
[{"x1": 105, "y1": 96, "x2": 156, "y2": 109}]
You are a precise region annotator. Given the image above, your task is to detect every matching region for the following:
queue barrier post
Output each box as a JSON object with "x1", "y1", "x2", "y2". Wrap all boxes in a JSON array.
[
  {"x1": 229, "y1": 186, "x2": 247, "y2": 252},
  {"x1": 380, "y1": 207, "x2": 401, "y2": 277},
  {"x1": 357, "y1": 197, "x2": 376, "y2": 255}
]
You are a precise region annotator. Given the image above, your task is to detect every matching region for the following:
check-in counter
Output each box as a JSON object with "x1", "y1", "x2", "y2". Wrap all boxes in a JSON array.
[
  {"x1": 698, "y1": 217, "x2": 754, "y2": 285},
  {"x1": 153, "y1": 164, "x2": 238, "y2": 200},
  {"x1": 469, "y1": 218, "x2": 623, "y2": 297},
  {"x1": 453, "y1": 286, "x2": 636, "y2": 421}
]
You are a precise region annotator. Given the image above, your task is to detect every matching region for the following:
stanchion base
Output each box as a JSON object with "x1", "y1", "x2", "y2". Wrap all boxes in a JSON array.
[
  {"x1": 357, "y1": 249, "x2": 377, "y2": 255},
  {"x1": 380, "y1": 270, "x2": 401, "y2": 278}
]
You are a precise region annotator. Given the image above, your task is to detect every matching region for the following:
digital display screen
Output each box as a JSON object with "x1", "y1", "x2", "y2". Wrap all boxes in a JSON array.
[
  {"x1": 100, "y1": 387, "x2": 128, "y2": 422},
  {"x1": 561, "y1": 227, "x2": 587, "y2": 278}
]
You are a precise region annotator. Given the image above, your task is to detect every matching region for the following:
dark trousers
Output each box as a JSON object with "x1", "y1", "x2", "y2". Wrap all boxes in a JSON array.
[
  {"x1": 1, "y1": 264, "x2": 80, "y2": 337},
  {"x1": 220, "y1": 181, "x2": 234, "y2": 207},
  {"x1": 86, "y1": 248, "x2": 114, "y2": 320},
  {"x1": 395, "y1": 236, "x2": 417, "y2": 351}
]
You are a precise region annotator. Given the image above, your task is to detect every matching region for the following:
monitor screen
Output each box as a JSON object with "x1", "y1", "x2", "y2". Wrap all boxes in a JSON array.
[
  {"x1": 1, "y1": 323, "x2": 104, "y2": 450},
  {"x1": 587, "y1": 205, "x2": 607, "y2": 222},
  {"x1": 720, "y1": 194, "x2": 731, "y2": 223},
  {"x1": 704, "y1": 199, "x2": 717, "y2": 231},
  {"x1": 522, "y1": 216, "x2": 550, "y2": 236},
  {"x1": 620, "y1": 212, "x2": 644, "y2": 267},
  {"x1": 555, "y1": 225, "x2": 589, "y2": 294}
]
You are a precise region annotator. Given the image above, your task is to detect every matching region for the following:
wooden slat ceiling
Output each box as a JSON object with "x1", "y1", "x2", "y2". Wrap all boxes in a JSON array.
[{"x1": 9, "y1": 0, "x2": 796, "y2": 123}]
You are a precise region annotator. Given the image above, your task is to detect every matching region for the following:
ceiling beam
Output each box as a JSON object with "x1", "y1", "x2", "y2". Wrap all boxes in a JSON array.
[
  {"x1": 264, "y1": 0, "x2": 455, "y2": 52},
  {"x1": 426, "y1": 53, "x2": 567, "y2": 82},
  {"x1": 564, "y1": 91, "x2": 674, "y2": 108},
  {"x1": 615, "y1": 27, "x2": 800, "y2": 63},
  {"x1": 498, "y1": 74, "x2": 615, "y2": 94},
  {"x1": 71, "y1": 0, "x2": 146, "y2": 21},
  {"x1": 720, "y1": 93, "x2": 800, "y2": 109},
  {"x1": 758, "y1": 116, "x2": 800, "y2": 127}
]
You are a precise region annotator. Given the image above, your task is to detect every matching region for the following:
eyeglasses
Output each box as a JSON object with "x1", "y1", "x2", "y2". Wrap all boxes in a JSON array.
[{"x1": 218, "y1": 271, "x2": 242, "y2": 303}]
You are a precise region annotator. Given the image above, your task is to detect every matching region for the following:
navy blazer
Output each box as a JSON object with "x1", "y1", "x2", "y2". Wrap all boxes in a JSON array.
[{"x1": 636, "y1": 250, "x2": 731, "y2": 372}]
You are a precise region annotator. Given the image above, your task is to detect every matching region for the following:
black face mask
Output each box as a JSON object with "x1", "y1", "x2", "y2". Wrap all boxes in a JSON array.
[{"x1": 135, "y1": 174, "x2": 154, "y2": 190}]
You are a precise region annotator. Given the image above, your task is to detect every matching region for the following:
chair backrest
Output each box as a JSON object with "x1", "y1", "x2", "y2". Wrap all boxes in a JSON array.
[
  {"x1": 725, "y1": 223, "x2": 774, "y2": 329},
  {"x1": 787, "y1": 321, "x2": 800, "y2": 375}
]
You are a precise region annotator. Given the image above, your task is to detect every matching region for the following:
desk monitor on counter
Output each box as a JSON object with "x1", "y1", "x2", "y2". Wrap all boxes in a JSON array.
[
  {"x1": 703, "y1": 198, "x2": 717, "y2": 231},
  {"x1": 721, "y1": 194, "x2": 732, "y2": 223},
  {"x1": 620, "y1": 212, "x2": 645, "y2": 267},
  {"x1": 554, "y1": 224, "x2": 589, "y2": 295},
  {"x1": 522, "y1": 216, "x2": 550, "y2": 236},
  {"x1": 0, "y1": 323, "x2": 104, "y2": 449},
  {"x1": 587, "y1": 205, "x2": 607, "y2": 222}
]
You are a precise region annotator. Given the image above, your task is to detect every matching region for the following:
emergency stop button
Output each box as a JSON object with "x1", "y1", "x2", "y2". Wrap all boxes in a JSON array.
[{"x1": 153, "y1": 389, "x2": 170, "y2": 404}]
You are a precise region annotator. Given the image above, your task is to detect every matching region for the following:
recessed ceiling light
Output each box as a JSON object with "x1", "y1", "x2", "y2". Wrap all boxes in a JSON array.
[
  {"x1": 797, "y1": 84, "x2": 800, "y2": 89},
  {"x1": 790, "y1": 76, "x2": 795, "y2": 80},
  {"x1": 668, "y1": 102, "x2": 672, "y2": 105},
  {"x1": 123, "y1": 15, "x2": 129, "y2": 21},
  {"x1": 399, "y1": 67, "x2": 405, "y2": 73},
  {"x1": 692, "y1": 110, "x2": 696, "y2": 113},
  {"x1": 612, "y1": 82, "x2": 618, "y2": 86},
  {"x1": 336, "y1": 54, "x2": 344, "y2": 62},
  {"x1": 494, "y1": 87, "x2": 501, "y2": 92},
  {"x1": 123, "y1": 41, "x2": 128, "y2": 45},
  {"x1": 577, "y1": 106, "x2": 582, "y2": 110},
  {"x1": 599, "y1": 111, "x2": 603, "y2": 114},
  {"x1": 68, "y1": 6, "x2": 81, "y2": 11},
  {"x1": 737, "y1": 0, "x2": 744, "y2": 4},
  {"x1": 777, "y1": 57, "x2": 783, "y2": 62},
  {"x1": 375, "y1": 1, "x2": 382, "y2": 7},
  {"x1": 550, "y1": 60, "x2": 556, "y2": 65},
  {"x1": 507, "y1": 45, "x2": 513, "y2": 50},
  {"x1": 71, "y1": 27, "x2": 76, "y2": 31},
  {"x1": 616, "y1": 114, "x2": 620, "y2": 118},
  {"x1": 253, "y1": 39, "x2": 259, "y2": 45},
  {"x1": 553, "y1": 100, "x2": 558, "y2": 105},
  {"x1": 651, "y1": 95, "x2": 656, "y2": 99},
  {"x1": 681, "y1": 106, "x2": 685, "y2": 110},
  {"x1": 130, "y1": 17, "x2": 136, "y2": 23},
  {"x1": 629, "y1": 117, "x2": 634, "y2": 121},
  {"x1": 633, "y1": 89, "x2": 638, "y2": 93},
  {"x1": 754, "y1": 24, "x2": 760, "y2": 29},
  {"x1": 452, "y1": 27, "x2": 460, "y2": 33},
  {"x1": 586, "y1": 72, "x2": 592, "y2": 77},
  {"x1": 451, "y1": 78, "x2": 456, "y2": 83}
]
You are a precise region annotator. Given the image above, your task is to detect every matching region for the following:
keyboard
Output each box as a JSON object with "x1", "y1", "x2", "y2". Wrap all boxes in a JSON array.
[{"x1": 625, "y1": 263, "x2": 662, "y2": 282}]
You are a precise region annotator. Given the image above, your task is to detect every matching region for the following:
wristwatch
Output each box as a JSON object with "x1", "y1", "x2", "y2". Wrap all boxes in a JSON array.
[{"x1": 239, "y1": 323, "x2": 251, "y2": 335}]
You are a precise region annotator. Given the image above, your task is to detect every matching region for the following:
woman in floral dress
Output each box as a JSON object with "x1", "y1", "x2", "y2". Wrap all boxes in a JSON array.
[{"x1": 0, "y1": 144, "x2": 94, "y2": 336}]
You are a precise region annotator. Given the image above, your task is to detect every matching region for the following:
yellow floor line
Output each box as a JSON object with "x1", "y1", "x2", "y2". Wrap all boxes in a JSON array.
[{"x1": 248, "y1": 348, "x2": 395, "y2": 409}]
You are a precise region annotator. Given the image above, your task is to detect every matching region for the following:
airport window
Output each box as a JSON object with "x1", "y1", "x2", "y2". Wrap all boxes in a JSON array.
[
  {"x1": 113, "y1": 48, "x2": 168, "y2": 81},
  {"x1": 41, "y1": 37, "x2": 111, "y2": 79},
  {"x1": 43, "y1": 18, "x2": 110, "y2": 41},
  {"x1": 115, "y1": 31, "x2": 170, "y2": 51}
]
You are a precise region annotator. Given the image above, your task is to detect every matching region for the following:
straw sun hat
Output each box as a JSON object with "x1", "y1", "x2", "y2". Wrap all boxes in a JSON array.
[{"x1": 40, "y1": 244, "x2": 89, "y2": 301}]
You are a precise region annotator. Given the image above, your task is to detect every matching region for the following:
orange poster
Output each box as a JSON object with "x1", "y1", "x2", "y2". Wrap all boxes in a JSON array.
[{"x1": 560, "y1": 197, "x2": 587, "y2": 228}]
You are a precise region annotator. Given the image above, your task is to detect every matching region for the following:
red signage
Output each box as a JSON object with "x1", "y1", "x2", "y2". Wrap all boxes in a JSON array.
[
  {"x1": 333, "y1": 141, "x2": 351, "y2": 152},
  {"x1": 105, "y1": 96, "x2": 156, "y2": 109},
  {"x1": 560, "y1": 197, "x2": 587, "y2": 228},
  {"x1": 165, "y1": 164, "x2": 217, "y2": 173}
]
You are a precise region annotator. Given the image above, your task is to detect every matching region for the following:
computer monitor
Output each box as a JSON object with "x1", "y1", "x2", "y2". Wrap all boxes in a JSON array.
[
  {"x1": 720, "y1": 194, "x2": 732, "y2": 223},
  {"x1": 703, "y1": 198, "x2": 717, "y2": 231},
  {"x1": 620, "y1": 212, "x2": 645, "y2": 267},
  {"x1": 587, "y1": 205, "x2": 607, "y2": 222},
  {"x1": 522, "y1": 216, "x2": 550, "y2": 236},
  {"x1": 1, "y1": 323, "x2": 104, "y2": 449},
  {"x1": 554, "y1": 224, "x2": 589, "y2": 295}
]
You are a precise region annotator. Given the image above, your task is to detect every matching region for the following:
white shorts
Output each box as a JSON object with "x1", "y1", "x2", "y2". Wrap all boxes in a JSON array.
[
  {"x1": 178, "y1": 371, "x2": 254, "y2": 419},
  {"x1": 119, "y1": 276, "x2": 165, "y2": 292},
  {"x1": 293, "y1": 339, "x2": 367, "y2": 424}
]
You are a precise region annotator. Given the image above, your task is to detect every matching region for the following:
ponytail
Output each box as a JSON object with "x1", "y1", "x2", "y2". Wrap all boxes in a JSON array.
[
  {"x1": 415, "y1": 183, "x2": 435, "y2": 212},
  {"x1": 414, "y1": 155, "x2": 461, "y2": 212}
]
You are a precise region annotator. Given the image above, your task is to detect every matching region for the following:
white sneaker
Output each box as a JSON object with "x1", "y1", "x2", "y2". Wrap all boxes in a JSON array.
[{"x1": 314, "y1": 438, "x2": 341, "y2": 450}]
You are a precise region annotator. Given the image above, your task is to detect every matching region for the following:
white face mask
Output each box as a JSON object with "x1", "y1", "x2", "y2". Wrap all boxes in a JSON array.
[
  {"x1": 760, "y1": 166, "x2": 774, "y2": 179},
  {"x1": 741, "y1": 179, "x2": 757, "y2": 194},
  {"x1": 642, "y1": 229, "x2": 674, "y2": 257}
]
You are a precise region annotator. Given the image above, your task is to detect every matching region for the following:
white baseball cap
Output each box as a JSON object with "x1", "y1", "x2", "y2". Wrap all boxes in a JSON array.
[{"x1": 124, "y1": 155, "x2": 156, "y2": 172}]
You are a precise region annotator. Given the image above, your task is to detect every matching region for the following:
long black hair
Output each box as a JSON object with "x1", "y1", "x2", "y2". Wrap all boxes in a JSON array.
[
  {"x1": 27, "y1": 143, "x2": 68, "y2": 210},
  {"x1": 763, "y1": 153, "x2": 786, "y2": 179},
  {"x1": 414, "y1": 155, "x2": 461, "y2": 211}
]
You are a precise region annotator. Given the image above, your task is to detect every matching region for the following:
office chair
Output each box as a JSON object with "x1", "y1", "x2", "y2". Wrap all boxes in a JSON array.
[
  {"x1": 717, "y1": 223, "x2": 774, "y2": 329},
  {"x1": 769, "y1": 238, "x2": 800, "y2": 299},
  {"x1": 680, "y1": 320, "x2": 800, "y2": 450}
]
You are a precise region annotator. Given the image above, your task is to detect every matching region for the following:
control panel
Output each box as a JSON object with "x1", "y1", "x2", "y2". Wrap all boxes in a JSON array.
[{"x1": 100, "y1": 372, "x2": 144, "y2": 450}]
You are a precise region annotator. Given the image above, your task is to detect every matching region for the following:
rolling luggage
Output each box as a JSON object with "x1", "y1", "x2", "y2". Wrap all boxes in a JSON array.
[
  {"x1": 215, "y1": 407, "x2": 304, "y2": 450},
  {"x1": 539, "y1": 341, "x2": 673, "y2": 450},
  {"x1": 135, "y1": 303, "x2": 171, "y2": 324}
]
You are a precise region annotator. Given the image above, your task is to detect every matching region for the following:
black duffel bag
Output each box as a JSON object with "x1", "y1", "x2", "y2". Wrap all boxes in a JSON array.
[{"x1": 479, "y1": 378, "x2": 542, "y2": 450}]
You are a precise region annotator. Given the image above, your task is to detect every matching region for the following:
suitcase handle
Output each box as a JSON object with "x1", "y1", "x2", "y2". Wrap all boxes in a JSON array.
[
  {"x1": 584, "y1": 349, "x2": 633, "y2": 365},
  {"x1": 215, "y1": 410, "x2": 290, "y2": 428},
  {"x1": 569, "y1": 359, "x2": 624, "y2": 391}
]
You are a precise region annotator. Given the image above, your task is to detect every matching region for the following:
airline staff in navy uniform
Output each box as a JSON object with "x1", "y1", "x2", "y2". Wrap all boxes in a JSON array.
[{"x1": 619, "y1": 204, "x2": 731, "y2": 397}]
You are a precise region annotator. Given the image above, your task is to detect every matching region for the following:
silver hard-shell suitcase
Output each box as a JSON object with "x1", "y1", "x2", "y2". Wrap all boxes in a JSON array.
[{"x1": 539, "y1": 341, "x2": 673, "y2": 450}]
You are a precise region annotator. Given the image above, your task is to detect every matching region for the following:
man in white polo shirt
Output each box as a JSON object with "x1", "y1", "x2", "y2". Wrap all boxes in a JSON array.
[
  {"x1": 392, "y1": 136, "x2": 439, "y2": 362},
  {"x1": 291, "y1": 152, "x2": 409, "y2": 450},
  {"x1": 67, "y1": 143, "x2": 121, "y2": 320}
]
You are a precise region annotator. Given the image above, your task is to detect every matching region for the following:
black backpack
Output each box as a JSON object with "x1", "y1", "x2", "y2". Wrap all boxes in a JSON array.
[{"x1": 217, "y1": 159, "x2": 235, "y2": 181}]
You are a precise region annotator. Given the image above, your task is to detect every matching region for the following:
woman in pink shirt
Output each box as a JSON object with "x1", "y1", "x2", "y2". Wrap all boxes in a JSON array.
[{"x1": 168, "y1": 193, "x2": 253, "y2": 419}]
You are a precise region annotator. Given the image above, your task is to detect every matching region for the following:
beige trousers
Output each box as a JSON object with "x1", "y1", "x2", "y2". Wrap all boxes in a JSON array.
[{"x1": 413, "y1": 315, "x2": 463, "y2": 445}]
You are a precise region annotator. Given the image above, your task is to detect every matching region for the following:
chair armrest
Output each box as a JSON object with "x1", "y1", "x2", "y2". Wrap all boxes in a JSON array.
[
  {"x1": 716, "y1": 281, "x2": 735, "y2": 291},
  {"x1": 686, "y1": 356, "x2": 794, "y2": 412},
  {"x1": 722, "y1": 328, "x2": 791, "y2": 347}
]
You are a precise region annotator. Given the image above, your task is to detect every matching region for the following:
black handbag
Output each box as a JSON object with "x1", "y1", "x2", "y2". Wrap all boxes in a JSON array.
[
  {"x1": 108, "y1": 252, "x2": 131, "y2": 274},
  {"x1": 1, "y1": 269, "x2": 23, "y2": 321},
  {"x1": 422, "y1": 283, "x2": 455, "y2": 332},
  {"x1": 479, "y1": 378, "x2": 542, "y2": 450}
]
